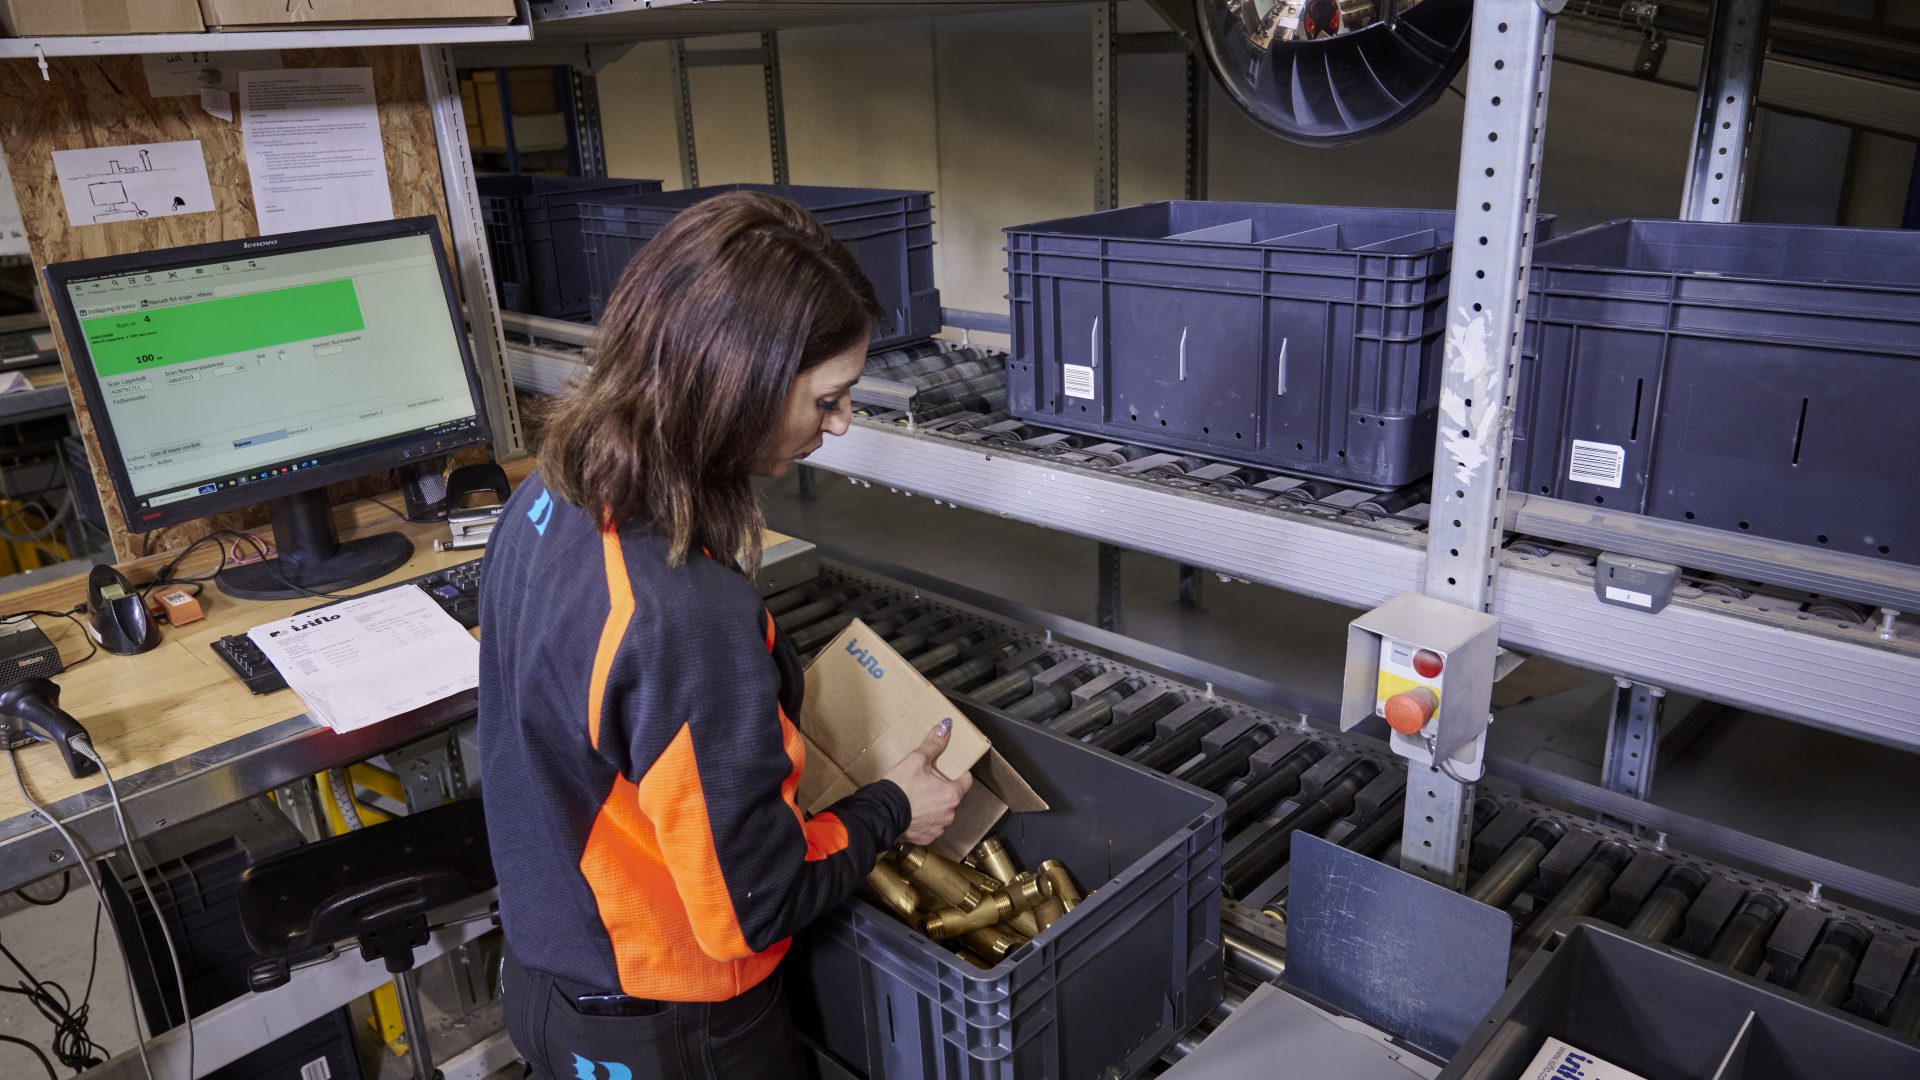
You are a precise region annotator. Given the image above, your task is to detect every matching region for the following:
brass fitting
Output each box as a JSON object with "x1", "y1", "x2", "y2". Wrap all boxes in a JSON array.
[
  {"x1": 962, "y1": 926, "x2": 1024, "y2": 962},
  {"x1": 1032, "y1": 895, "x2": 1067, "y2": 932},
  {"x1": 897, "y1": 846, "x2": 982, "y2": 911},
  {"x1": 924, "y1": 892, "x2": 1016, "y2": 941},
  {"x1": 1039, "y1": 859, "x2": 1084, "y2": 911},
  {"x1": 956, "y1": 862, "x2": 1004, "y2": 895},
  {"x1": 1006, "y1": 911, "x2": 1041, "y2": 937},
  {"x1": 863, "y1": 861, "x2": 922, "y2": 926},
  {"x1": 969, "y1": 837, "x2": 1019, "y2": 886},
  {"x1": 995, "y1": 871, "x2": 1053, "y2": 916}
]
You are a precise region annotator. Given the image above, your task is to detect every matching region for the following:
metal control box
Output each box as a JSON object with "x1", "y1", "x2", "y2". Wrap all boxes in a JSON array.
[{"x1": 1340, "y1": 592, "x2": 1500, "y2": 771}]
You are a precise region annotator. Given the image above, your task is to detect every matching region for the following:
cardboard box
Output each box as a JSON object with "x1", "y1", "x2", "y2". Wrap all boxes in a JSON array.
[
  {"x1": 197, "y1": 0, "x2": 515, "y2": 31},
  {"x1": 800, "y1": 620, "x2": 1045, "y2": 861},
  {"x1": 0, "y1": 0, "x2": 204, "y2": 35}
]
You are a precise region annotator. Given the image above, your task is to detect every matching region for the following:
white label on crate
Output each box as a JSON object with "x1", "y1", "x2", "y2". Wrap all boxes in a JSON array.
[
  {"x1": 1521, "y1": 1038, "x2": 1648, "y2": 1080},
  {"x1": 300, "y1": 1058, "x2": 332, "y2": 1080},
  {"x1": 1604, "y1": 585, "x2": 1655, "y2": 609},
  {"x1": 1062, "y1": 363, "x2": 1096, "y2": 400},
  {"x1": 1568, "y1": 439, "x2": 1625, "y2": 489}
]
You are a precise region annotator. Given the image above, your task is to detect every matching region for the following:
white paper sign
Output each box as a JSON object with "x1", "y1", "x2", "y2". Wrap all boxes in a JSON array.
[
  {"x1": 246, "y1": 586, "x2": 479, "y2": 734},
  {"x1": 201, "y1": 87, "x2": 234, "y2": 123},
  {"x1": 51, "y1": 140, "x2": 216, "y2": 229},
  {"x1": 141, "y1": 50, "x2": 281, "y2": 97},
  {"x1": 240, "y1": 67, "x2": 394, "y2": 235},
  {"x1": 0, "y1": 149, "x2": 27, "y2": 257}
]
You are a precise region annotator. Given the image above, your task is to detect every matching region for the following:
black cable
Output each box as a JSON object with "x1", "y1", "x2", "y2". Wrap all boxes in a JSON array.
[
  {"x1": 0, "y1": 937, "x2": 108, "y2": 1071},
  {"x1": 0, "y1": 610, "x2": 98, "y2": 671},
  {"x1": 212, "y1": 530, "x2": 352, "y2": 600},
  {"x1": 365, "y1": 496, "x2": 409, "y2": 522},
  {"x1": 0, "y1": 1031, "x2": 58, "y2": 1080},
  {"x1": 12, "y1": 869, "x2": 68, "y2": 906}
]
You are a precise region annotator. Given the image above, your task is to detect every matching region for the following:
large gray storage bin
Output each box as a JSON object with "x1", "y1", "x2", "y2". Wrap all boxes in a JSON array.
[
  {"x1": 789, "y1": 705, "x2": 1225, "y2": 1080},
  {"x1": 1441, "y1": 920, "x2": 1920, "y2": 1079},
  {"x1": 1004, "y1": 202, "x2": 1550, "y2": 490},
  {"x1": 1511, "y1": 219, "x2": 1920, "y2": 566}
]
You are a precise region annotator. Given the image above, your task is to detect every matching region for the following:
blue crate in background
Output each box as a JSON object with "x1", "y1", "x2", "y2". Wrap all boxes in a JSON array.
[
  {"x1": 1513, "y1": 219, "x2": 1920, "y2": 566},
  {"x1": 1004, "y1": 202, "x2": 1551, "y2": 490},
  {"x1": 477, "y1": 175, "x2": 663, "y2": 319},
  {"x1": 579, "y1": 184, "x2": 941, "y2": 351}
]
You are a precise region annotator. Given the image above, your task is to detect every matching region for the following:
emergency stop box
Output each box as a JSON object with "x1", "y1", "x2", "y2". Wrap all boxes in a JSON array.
[
  {"x1": 798, "y1": 619, "x2": 1045, "y2": 861},
  {"x1": 1340, "y1": 593, "x2": 1500, "y2": 771}
]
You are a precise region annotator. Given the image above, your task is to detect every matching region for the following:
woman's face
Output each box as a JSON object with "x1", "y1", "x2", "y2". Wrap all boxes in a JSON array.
[{"x1": 752, "y1": 338, "x2": 868, "y2": 478}]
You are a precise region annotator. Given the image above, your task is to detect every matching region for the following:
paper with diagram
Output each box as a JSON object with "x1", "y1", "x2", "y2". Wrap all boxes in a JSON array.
[
  {"x1": 247, "y1": 585, "x2": 479, "y2": 734},
  {"x1": 240, "y1": 67, "x2": 394, "y2": 235},
  {"x1": 50, "y1": 140, "x2": 215, "y2": 229}
]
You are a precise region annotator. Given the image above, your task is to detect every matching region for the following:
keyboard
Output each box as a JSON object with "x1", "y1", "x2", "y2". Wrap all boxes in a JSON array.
[{"x1": 211, "y1": 557, "x2": 484, "y2": 695}]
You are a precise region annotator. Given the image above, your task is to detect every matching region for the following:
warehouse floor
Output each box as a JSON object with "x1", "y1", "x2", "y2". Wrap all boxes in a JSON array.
[{"x1": 4, "y1": 471, "x2": 1917, "y2": 1080}]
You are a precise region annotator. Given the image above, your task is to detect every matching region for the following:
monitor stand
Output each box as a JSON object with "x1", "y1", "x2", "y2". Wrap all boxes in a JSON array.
[{"x1": 217, "y1": 488, "x2": 414, "y2": 601}]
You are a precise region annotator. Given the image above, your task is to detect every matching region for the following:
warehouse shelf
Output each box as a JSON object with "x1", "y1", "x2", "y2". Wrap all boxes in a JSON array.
[
  {"x1": 0, "y1": 24, "x2": 533, "y2": 59},
  {"x1": 806, "y1": 418, "x2": 1920, "y2": 751},
  {"x1": 502, "y1": 333, "x2": 1920, "y2": 753}
]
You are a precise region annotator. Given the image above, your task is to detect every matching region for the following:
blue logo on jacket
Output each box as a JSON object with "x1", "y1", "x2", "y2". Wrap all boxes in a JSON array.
[
  {"x1": 572, "y1": 1054, "x2": 631, "y2": 1080},
  {"x1": 528, "y1": 489, "x2": 554, "y2": 536}
]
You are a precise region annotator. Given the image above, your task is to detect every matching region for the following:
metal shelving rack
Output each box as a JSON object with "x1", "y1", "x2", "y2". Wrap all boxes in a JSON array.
[{"x1": 502, "y1": 0, "x2": 1920, "y2": 816}]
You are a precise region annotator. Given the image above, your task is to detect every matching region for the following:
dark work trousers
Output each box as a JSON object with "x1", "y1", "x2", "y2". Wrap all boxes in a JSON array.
[{"x1": 503, "y1": 947, "x2": 807, "y2": 1080}]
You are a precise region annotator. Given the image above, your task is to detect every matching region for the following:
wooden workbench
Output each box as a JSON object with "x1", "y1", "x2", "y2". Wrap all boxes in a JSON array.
[{"x1": 0, "y1": 455, "x2": 817, "y2": 893}]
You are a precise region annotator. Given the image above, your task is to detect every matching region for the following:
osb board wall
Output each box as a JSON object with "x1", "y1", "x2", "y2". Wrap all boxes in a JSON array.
[{"x1": 0, "y1": 48, "x2": 455, "y2": 559}]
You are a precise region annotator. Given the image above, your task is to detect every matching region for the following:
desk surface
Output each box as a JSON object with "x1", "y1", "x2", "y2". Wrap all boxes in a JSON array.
[{"x1": 0, "y1": 456, "x2": 811, "y2": 892}]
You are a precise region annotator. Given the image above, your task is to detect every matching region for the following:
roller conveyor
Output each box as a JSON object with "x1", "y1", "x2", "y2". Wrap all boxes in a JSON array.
[{"x1": 763, "y1": 561, "x2": 1920, "y2": 1038}]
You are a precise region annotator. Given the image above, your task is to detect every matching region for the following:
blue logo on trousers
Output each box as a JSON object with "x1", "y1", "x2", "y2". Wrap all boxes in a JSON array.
[
  {"x1": 572, "y1": 1054, "x2": 631, "y2": 1080},
  {"x1": 528, "y1": 489, "x2": 554, "y2": 536}
]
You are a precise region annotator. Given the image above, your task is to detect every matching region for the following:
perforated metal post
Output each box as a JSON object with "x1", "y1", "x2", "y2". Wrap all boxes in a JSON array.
[
  {"x1": 763, "y1": 32, "x2": 791, "y2": 184},
  {"x1": 1403, "y1": 0, "x2": 1556, "y2": 889},
  {"x1": 1681, "y1": 0, "x2": 1769, "y2": 222},
  {"x1": 1184, "y1": 48, "x2": 1209, "y2": 201},
  {"x1": 569, "y1": 67, "x2": 607, "y2": 178},
  {"x1": 670, "y1": 39, "x2": 698, "y2": 188},
  {"x1": 1602, "y1": 680, "x2": 1665, "y2": 804},
  {"x1": 1093, "y1": 2, "x2": 1119, "y2": 213},
  {"x1": 421, "y1": 45, "x2": 526, "y2": 459}
]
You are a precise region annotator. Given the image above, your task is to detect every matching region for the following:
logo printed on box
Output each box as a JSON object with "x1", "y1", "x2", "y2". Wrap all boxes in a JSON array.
[{"x1": 843, "y1": 636, "x2": 885, "y2": 679}]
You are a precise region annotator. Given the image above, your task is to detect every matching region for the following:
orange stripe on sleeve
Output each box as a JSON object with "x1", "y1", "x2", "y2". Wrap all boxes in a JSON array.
[
  {"x1": 586, "y1": 529, "x2": 636, "y2": 751},
  {"x1": 635, "y1": 722, "x2": 756, "y2": 962}
]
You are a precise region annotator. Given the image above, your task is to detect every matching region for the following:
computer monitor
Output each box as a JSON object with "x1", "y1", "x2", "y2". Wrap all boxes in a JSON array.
[{"x1": 45, "y1": 217, "x2": 490, "y2": 600}]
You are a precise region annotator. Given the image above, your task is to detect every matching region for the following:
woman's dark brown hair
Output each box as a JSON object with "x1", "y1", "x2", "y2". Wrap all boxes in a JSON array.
[{"x1": 538, "y1": 191, "x2": 881, "y2": 574}]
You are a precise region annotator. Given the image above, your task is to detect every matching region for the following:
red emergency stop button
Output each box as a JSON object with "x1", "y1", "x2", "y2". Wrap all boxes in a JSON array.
[
  {"x1": 1413, "y1": 648, "x2": 1444, "y2": 678},
  {"x1": 1385, "y1": 687, "x2": 1439, "y2": 735}
]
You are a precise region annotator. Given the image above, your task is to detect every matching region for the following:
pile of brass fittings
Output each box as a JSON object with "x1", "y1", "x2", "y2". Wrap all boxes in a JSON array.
[{"x1": 863, "y1": 837, "x2": 1088, "y2": 969}]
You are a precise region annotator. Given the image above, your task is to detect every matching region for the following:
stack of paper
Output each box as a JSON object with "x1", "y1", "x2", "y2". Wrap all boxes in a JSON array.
[{"x1": 247, "y1": 586, "x2": 478, "y2": 733}]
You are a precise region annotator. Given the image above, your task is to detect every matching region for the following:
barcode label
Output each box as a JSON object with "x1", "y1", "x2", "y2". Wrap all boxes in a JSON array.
[
  {"x1": 300, "y1": 1057, "x2": 331, "y2": 1080},
  {"x1": 1062, "y1": 363, "x2": 1095, "y2": 400},
  {"x1": 1568, "y1": 440, "x2": 1625, "y2": 489}
]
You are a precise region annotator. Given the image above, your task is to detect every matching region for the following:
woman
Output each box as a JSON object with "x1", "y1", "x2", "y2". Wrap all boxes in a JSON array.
[{"x1": 478, "y1": 192, "x2": 971, "y2": 1079}]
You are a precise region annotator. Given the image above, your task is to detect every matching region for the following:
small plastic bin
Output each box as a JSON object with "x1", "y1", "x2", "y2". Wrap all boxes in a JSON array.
[
  {"x1": 1511, "y1": 219, "x2": 1920, "y2": 565},
  {"x1": 476, "y1": 175, "x2": 663, "y2": 319},
  {"x1": 1003, "y1": 201, "x2": 1551, "y2": 490},
  {"x1": 1440, "y1": 919, "x2": 1920, "y2": 1079},
  {"x1": 578, "y1": 183, "x2": 941, "y2": 350},
  {"x1": 788, "y1": 704, "x2": 1226, "y2": 1080}
]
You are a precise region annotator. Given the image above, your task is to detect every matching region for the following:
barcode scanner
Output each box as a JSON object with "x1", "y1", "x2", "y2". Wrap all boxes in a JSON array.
[{"x1": 0, "y1": 678, "x2": 100, "y2": 780}]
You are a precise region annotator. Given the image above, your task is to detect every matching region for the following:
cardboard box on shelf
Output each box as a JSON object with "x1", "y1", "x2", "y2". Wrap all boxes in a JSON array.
[
  {"x1": 0, "y1": 0, "x2": 203, "y2": 36},
  {"x1": 470, "y1": 68, "x2": 561, "y2": 116},
  {"x1": 197, "y1": 0, "x2": 515, "y2": 31},
  {"x1": 800, "y1": 620, "x2": 1046, "y2": 861}
]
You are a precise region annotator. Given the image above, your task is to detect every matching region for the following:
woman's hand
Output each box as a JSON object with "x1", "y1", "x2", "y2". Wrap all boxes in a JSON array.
[{"x1": 882, "y1": 718, "x2": 975, "y2": 846}]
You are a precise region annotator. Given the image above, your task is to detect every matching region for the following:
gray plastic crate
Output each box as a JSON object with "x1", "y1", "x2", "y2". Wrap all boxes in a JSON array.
[
  {"x1": 1441, "y1": 920, "x2": 1920, "y2": 1079},
  {"x1": 1511, "y1": 219, "x2": 1920, "y2": 566},
  {"x1": 476, "y1": 175, "x2": 662, "y2": 319},
  {"x1": 578, "y1": 184, "x2": 940, "y2": 350},
  {"x1": 788, "y1": 704, "x2": 1225, "y2": 1080},
  {"x1": 1004, "y1": 202, "x2": 1551, "y2": 490}
]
